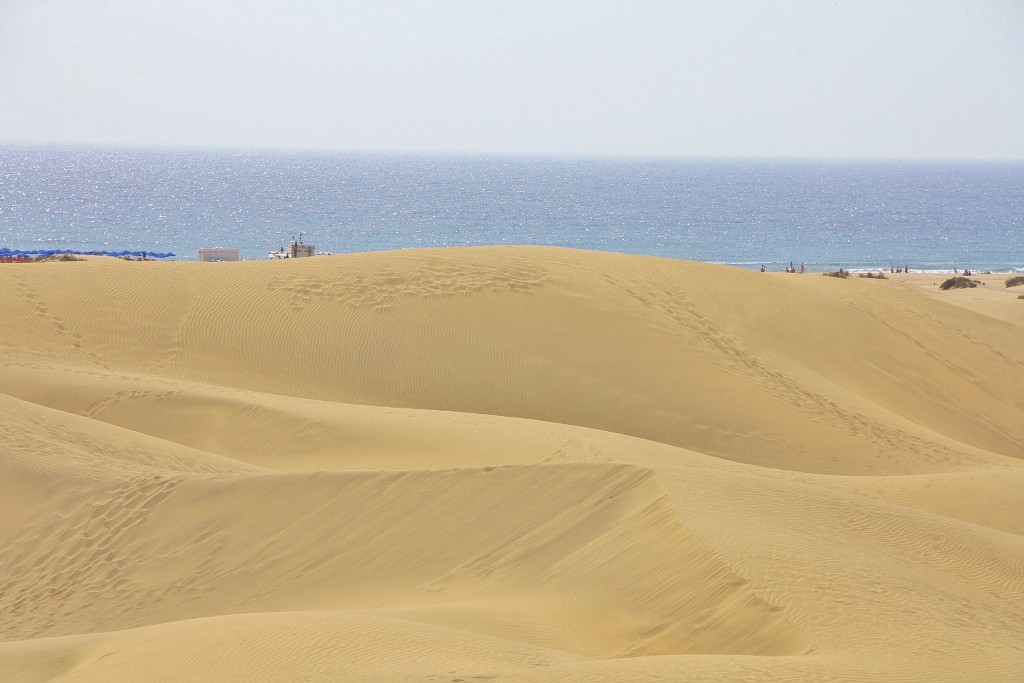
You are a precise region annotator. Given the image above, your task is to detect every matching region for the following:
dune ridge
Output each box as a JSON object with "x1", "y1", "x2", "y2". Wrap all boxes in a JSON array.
[{"x1": 1, "y1": 247, "x2": 1022, "y2": 682}]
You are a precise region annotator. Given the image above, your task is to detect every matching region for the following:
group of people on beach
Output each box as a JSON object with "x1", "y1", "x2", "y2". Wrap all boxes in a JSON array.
[
  {"x1": 760, "y1": 262, "x2": 806, "y2": 273},
  {"x1": 757, "y1": 263, "x2": 918, "y2": 274}
]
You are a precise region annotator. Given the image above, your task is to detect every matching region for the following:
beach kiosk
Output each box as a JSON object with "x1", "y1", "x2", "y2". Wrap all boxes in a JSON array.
[
  {"x1": 289, "y1": 234, "x2": 314, "y2": 258},
  {"x1": 267, "y1": 234, "x2": 317, "y2": 259}
]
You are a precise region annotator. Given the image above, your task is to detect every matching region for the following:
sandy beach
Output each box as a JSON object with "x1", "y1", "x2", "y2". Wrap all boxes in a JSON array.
[{"x1": 1, "y1": 246, "x2": 1022, "y2": 682}]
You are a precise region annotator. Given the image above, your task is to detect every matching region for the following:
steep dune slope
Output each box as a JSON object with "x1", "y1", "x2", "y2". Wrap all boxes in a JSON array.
[
  {"x1": 1, "y1": 247, "x2": 1022, "y2": 682},
  {"x1": 0, "y1": 464, "x2": 806, "y2": 658}
]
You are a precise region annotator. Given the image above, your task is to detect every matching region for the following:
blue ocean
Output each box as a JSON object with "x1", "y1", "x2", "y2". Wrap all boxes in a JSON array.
[{"x1": 1, "y1": 146, "x2": 1021, "y2": 272}]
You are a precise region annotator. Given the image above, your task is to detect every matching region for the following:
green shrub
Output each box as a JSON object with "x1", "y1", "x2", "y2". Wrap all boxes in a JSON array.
[
  {"x1": 1006, "y1": 276, "x2": 1024, "y2": 288},
  {"x1": 36, "y1": 253, "x2": 85, "y2": 262},
  {"x1": 939, "y1": 277, "x2": 978, "y2": 290}
]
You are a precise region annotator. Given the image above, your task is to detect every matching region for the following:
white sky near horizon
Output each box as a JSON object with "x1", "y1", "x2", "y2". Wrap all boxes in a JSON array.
[{"x1": 0, "y1": 0, "x2": 1022, "y2": 159}]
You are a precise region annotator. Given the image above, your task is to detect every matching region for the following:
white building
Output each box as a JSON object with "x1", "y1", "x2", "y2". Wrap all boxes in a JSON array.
[{"x1": 198, "y1": 247, "x2": 241, "y2": 262}]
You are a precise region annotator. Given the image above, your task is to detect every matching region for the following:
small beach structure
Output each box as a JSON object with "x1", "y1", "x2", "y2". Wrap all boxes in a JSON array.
[
  {"x1": 268, "y1": 234, "x2": 315, "y2": 259},
  {"x1": 198, "y1": 247, "x2": 241, "y2": 262}
]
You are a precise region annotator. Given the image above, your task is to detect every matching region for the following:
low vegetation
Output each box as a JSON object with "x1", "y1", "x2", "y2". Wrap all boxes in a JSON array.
[
  {"x1": 1006, "y1": 276, "x2": 1024, "y2": 288},
  {"x1": 939, "y1": 277, "x2": 979, "y2": 290},
  {"x1": 33, "y1": 254, "x2": 87, "y2": 262},
  {"x1": 858, "y1": 272, "x2": 887, "y2": 279},
  {"x1": 823, "y1": 270, "x2": 849, "y2": 279}
]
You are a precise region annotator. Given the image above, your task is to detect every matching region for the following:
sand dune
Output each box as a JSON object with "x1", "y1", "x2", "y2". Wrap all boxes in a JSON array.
[{"x1": 1, "y1": 247, "x2": 1022, "y2": 681}]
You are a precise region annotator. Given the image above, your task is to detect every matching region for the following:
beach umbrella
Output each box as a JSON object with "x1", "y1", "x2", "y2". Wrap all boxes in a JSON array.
[{"x1": 0, "y1": 247, "x2": 175, "y2": 258}]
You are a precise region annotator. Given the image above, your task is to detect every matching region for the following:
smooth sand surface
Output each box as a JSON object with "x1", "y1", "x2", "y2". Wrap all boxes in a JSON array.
[{"x1": 1, "y1": 247, "x2": 1022, "y2": 682}]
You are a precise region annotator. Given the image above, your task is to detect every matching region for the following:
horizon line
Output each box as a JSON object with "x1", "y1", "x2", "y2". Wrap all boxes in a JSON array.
[{"x1": 2, "y1": 139, "x2": 1023, "y2": 165}]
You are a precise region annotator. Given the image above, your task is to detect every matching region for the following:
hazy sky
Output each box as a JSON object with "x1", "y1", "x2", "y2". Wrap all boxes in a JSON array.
[{"x1": 1, "y1": 0, "x2": 1022, "y2": 158}]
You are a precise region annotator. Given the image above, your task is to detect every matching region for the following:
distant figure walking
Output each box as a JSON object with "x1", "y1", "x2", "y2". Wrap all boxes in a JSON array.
[
  {"x1": 800, "y1": 262, "x2": 805, "y2": 274},
  {"x1": 760, "y1": 264, "x2": 765, "y2": 272}
]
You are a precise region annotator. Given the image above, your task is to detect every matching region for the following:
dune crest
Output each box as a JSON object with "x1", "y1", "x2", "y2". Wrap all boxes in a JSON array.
[{"x1": 1, "y1": 247, "x2": 1022, "y2": 681}]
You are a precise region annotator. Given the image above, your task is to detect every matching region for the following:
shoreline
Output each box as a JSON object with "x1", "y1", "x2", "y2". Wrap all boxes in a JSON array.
[
  {"x1": 2, "y1": 244, "x2": 1021, "y2": 275},
  {"x1": 722, "y1": 261, "x2": 1023, "y2": 275}
]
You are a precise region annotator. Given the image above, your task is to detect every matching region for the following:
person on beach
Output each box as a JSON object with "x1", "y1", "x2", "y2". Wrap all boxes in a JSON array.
[
  {"x1": 760, "y1": 264, "x2": 765, "y2": 272},
  {"x1": 800, "y1": 262, "x2": 805, "y2": 274}
]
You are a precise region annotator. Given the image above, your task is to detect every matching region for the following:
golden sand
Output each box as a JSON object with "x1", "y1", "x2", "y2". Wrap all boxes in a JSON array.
[{"x1": 0, "y1": 247, "x2": 1021, "y2": 681}]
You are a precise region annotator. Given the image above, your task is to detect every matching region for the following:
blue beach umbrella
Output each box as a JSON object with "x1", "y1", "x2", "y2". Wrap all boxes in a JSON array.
[{"x1": 1, "y1": 248, "x2": 175, "y2": 258}]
